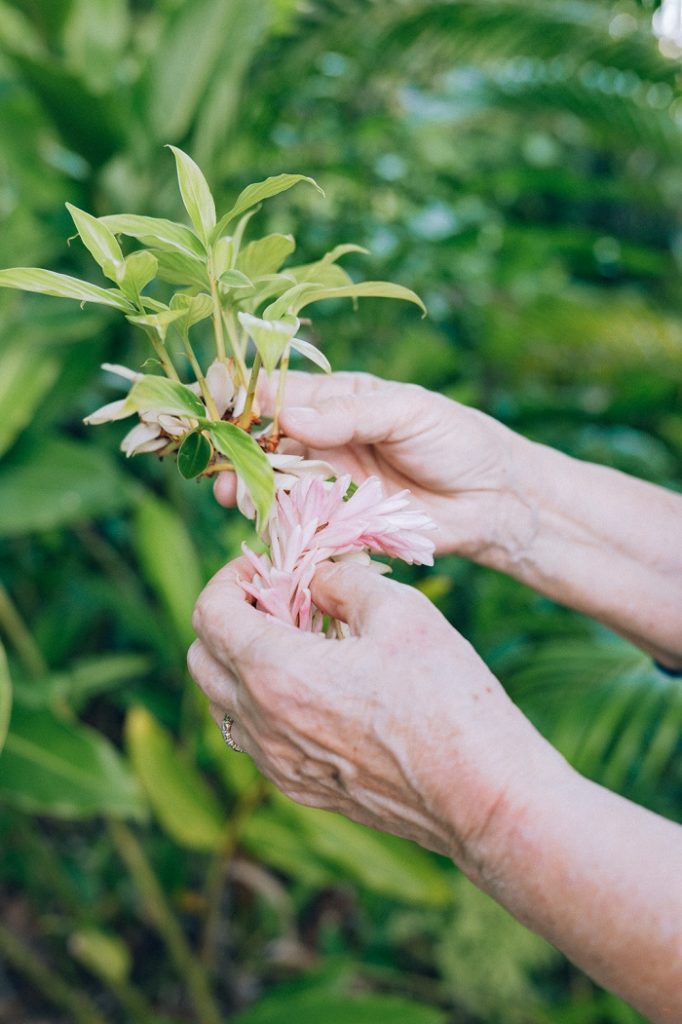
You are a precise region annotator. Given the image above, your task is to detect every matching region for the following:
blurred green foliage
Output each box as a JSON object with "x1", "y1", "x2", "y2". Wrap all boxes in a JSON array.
[{"x1": 0, "y1": 1, "x2": 679, "y2": 1021}]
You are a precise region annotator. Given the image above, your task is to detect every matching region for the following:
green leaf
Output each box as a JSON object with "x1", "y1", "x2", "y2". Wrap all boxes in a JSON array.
[
  {"x1": 289, "y1": 336, "x2": 332, "y2": 374},
  {"x1": 0, "y1": 704, "x2": 146, "y2": 820},
  {"x1": 204, "y1": 421, "x2": 275, "y2": 528},
  {"x1": 0, "y1": 642, "x2": 11, "y2": 755},
  {"x1": 237, "y1": 233, "x2": 296, "y2": 279},
  {"x1": 0, "y1": 268, "x2": 134, "y2": 311},
  {"x1": 125, "y1": 706, "x2": 226, "y2": 851},
  {"x1": 232, "y1": 990, "x2": 447, "y2": 1024},
  {"x1": 0, "y1": 344, "x2": 60, "y2": 457},
  {"x1": 133, "y1": 494, "x2": 203, "y2": 648},
  {"x1": 219, "y1": 268, "x2": 253, "y2": 289},
  {"x1": 100, "y1": 214, "x2": 205, "y2": 259},
  {"x1": 273, "y1": 796, "x2": 453, "y2": 906},
  {"x1": 213, "y1": 174, "x2": 324, "y2": 239},
  {"x1": 237, "y1": 311, "x2": 299, "y2": 374},
  {"x1": 12, "y1": 654, "x2": 151, "y2": 711},
  {"x1": 118, "y1": 250, "x2": 158, "y2": 299},
  {"x1": 266, "y1": 281, "x2": 427, "y2": 320},
  {"x1": 70, "y1": 927, "x2": 131, "y2": 986},
  {"x1": 127, "y1": 308, "x2": 186, "y2": 342},
  {"x1": 167, "y1": 145, "x2": 216, "y2": 244},
  {"x1": 178, "y1": 431, "x2": 212, "y2": 479},
  {"x1": 128, "y1": 376, "x2": 205, "y2": 420},
  {"x1": 169, "y1": 291, "x2": 214, "y2": 328},
  {"x1": 0, "y1": 438, "x2": 132, "y2": 537},
  {"x1": 66, "y1": 202, "x2": 124, "y2": 282},
  {"x1": 154, "y1": 250, "x2": 210, "y2": 290}
]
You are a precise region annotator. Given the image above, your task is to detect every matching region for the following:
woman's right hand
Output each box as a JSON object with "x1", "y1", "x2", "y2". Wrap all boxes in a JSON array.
[{"x1": 214, "y1": 371, "x2": 534, "y2": 563}]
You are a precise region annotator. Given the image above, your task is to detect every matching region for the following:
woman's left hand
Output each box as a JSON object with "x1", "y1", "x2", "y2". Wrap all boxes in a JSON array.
[{"x1": 188, "y1": 556, "x2": 562, "y2": 871}]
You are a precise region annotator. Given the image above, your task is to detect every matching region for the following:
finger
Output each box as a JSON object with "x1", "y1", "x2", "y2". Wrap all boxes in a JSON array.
[
  {"x1": 255, "y1": 370, "x2": 380, "y2": 418},
  {"x1": 192, "y1": 555, "x2": 302, "y2": 667},
  {"x1": 280, "y1": 388, "x2": 416, "y2": 449},
  {"x1": 187, "y1": 639, "x2": 240, "y2": 708},
  {"x1": 213, "y1": 471, "x2": 237, "y2": 507},
  {"x1": 310, "y1": 560, "x2": 404, "y2": 635}
]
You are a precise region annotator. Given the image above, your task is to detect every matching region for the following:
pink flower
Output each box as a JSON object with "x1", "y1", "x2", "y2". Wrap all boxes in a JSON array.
[{"x1": 241, "y1": 474, "x2": 436, "y2": 632}]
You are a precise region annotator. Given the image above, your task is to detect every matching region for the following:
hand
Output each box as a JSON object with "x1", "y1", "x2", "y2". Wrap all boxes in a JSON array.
[
  {"x1": 214, "y1": 371, "x2": 534, "y2": 562},
  {"x1": 188, "y1": 556, "x2": 562, "y2": 870}
]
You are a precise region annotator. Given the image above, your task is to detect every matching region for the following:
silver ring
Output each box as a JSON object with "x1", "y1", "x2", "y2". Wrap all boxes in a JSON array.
[{"x1": 221, "y1": 712, "x2": 245, "y2": 753}]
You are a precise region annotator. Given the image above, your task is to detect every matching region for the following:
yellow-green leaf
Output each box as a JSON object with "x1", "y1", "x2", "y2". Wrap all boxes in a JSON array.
[
  {"x1": 66, "y1": 202, "x2": 124, "y2": 282},
  {"x1": 0, "y1": 268, "x2": 133, "y2": 311},
  {"x1": 128, "y1": 375, "x2": 204, "y2": 420},
  {"x1": 205, "y1": 421, "x2": 275, "y2": 529},
  {"x1": 167, "y1": 145, "x2": 216, "y2": 243},
  {"x1": 213, "y1": 174, "x2": 323, "y2": 238}
]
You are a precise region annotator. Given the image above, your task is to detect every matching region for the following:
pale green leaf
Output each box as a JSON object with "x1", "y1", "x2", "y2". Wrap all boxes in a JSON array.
[
  {"x1": 167, "y1": 145, "x2": 216, "y2": 243},
  {"x1": 213, "y1": 174, "x2": 324, "y2": 238},
  {"x1": 0, "y1": 641, "x2": 11, "y2": 755},
  {"x1": 238, "y1": 311, "x2": 299, "y2": 374},
  {"x1": 154, "y1": 249, "x2": 209, "y2": 290},
  {"x1": 0, "y1": 345, "x2": 60, "y2": 457},
  {"x1": 126, "y1": 706, "x2": 225, "y2": 851},
  {"x1": 289, "y1": 336, "x2": 332, "y2": 374},
  {"x1": 205, "y1": 421, "x2": 275, "y2": 528},
  {"x1": 0, "y1": 438, "x2": 132, "y2": 537},
  {"x1": 126, "y1": 308, "x2": 186, "y2": 342},
  {"x1": 219, "y1": 268, "x2": 253, "y2": 289},
  {"x1": 0, "y1": 704, "x2": 146, "y2": 819},
  {"x1": 100, "y1": 214, "x2": 205, "y2": 259},
  {"x1": 70, "y1": 928, "x2": 131, "y2": 986},
  {"x1": 169, "y1": 291, "x2": 214, "y2": 328},
  {"x1": 0, "y1": 268, "x2": 134, "y2": 311},
  {"x1": 266, "y1": 281, "x2": 426, "y2": 320},
  {"x1": 211, "y1": 236, "x2": 234, "y2": 278},
  {"x1": 133, "y1": 494, "x2": 203, "y2": 648},
  {"x1": 118, "y1": 250, "x2": 158, "y2": 299},
  {"x1": 237, "y1": 233, "x2": 295, "y2": 279},
  {"x1": 232, "y1": 990, "x2": 447, "y2": 1024},
  {"x1": 66, "y1": 202, "x2": 124, "y2": 282},
  {"x1": 128, "y1": 375, "x2": 205, "y2": 420}
]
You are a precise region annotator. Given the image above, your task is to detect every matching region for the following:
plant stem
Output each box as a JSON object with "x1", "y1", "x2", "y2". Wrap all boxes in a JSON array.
[
  {"x1": 210, "y1": 277, "x2": 227, "y2": 363},
  {"x1": 147, "y1": 331, "x2": 180, "y2": 381},
  {"x1": 200, "y1": 778, "x2": 268, "y2": 969},
  {"x1": 0, "y1": 582, "x2": 47, "y2": 678},
  {"x1": 223, "y1": 309, "x2": 249, "y2": 388},
  {"x1": 201, "y1": 461, "x2": 235, "y2": 476},
  {"x1": 271, "y1": 347, "x2": 290, "y2": 440},
  {"x1": 181, "y1": 331, "x2": 220, "y2": 419},
  {"x1": 237, "y1": 352, "x2": 261, "y2": 429},
  {"x1": 0, "y1": 922, "x2": 109, "y2": 1024},
  {"x1": 107, "y1": 820, "x2": 222, "y2": 1024}
]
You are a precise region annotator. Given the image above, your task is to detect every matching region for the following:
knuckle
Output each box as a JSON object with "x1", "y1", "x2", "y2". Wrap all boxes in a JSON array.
[{"x1": 186, "y1": 640, "x2": 203, "y2": 679}]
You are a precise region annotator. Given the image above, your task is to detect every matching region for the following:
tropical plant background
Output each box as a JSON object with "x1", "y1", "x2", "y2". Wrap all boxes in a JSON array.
[{"x1": 0, "y1": 0, "x2": 680, "y2": 1021}]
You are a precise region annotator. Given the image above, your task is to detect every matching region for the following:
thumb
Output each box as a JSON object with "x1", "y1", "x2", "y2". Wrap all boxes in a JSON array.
[
  {"x1": 281, "y1": 391, "x2": 405, "y2": 449},
  {"x1": 311, "y1": 560, "x2": 403, "y2": 635}
]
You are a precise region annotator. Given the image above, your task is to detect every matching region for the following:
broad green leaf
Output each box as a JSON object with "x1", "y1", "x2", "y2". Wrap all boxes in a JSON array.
[
  {"x1": 0, "y1": 642, "x2": 11, "y2": 755},
  {"x1": 128, "y1": 376, "x2": 204, "y2": 420},
  {"x1": 219, "y1": 269, "x2": 253, "y2": 289},
  {"x1": 237, "y1": 311, "x2": 299, "y2": 374},
  {"x1": 211, "y1": 235, "x2": 234, "y2": 277},
  {"x1": 12, "y1": 654, "x2": 151, "y2": 711},
  {"x1": 213, "y1": 174, "x2": 324, "y2": 239},
  {"x1": 232, "y1": 989, "x2": 447, "y2": 1024},
  {"x1": 154, "y1": 249, "x2": 209, "y2": 290},
  {"x1": 274, "y1": 796, "x2": 453, "y2": 906},
  {"x1": 66, "y1": 202, "x2": 124, "y2": 282},
  {"x1": 0, "y1": 344, "x2": 60, "y2": 457},
  {"x1": 240, "y1": 807, "x2": 334, "y2": 889},
  {"x1": 169, "y1": 291, "x2": 214, "y2": 328},
  {"x1": 118, "y1": 250, "x2": 158, "y2": 300},
  {"x1": 133, "y1": 494, "x2": 203, "y2": 648},
  {"x1": 237, "y1": 233, "x2": 295, "y2": 279},
  {"x1": 320, "y1": 242, "x2": 371, "y2": 263},
  {"x1": 125, "y1": 706, "x2": 226, "y2": 851},
  {"x1": 70, "y1": 928, "x2": 131, "y2": 986},
  {"x1": 289, "y1": 336, "x2": 332, "y2": 374},
  {"x1": 266, "y1": 281, "x2": 426, "y2": 320},
  {"x1": 0, "y1": 438, "x2": 132, "y2": 537},
  {"x1": 286, "y1": 262, "x2": 352, "y2": 290},
  {"x1": 127, "y1": 308, "x2": 186, "y2": 342},
  {"x1": 204, "y1": 421, "x2": 275, "y2": 528},
  {"x1": 167, "y1": 145, "x2": 216, "y2": 243},
  {"x1": 0, "y1": 704, "x2": 146, "y2": 820},
  {"x1": 0, "y1": 268, "x2": 133, "y2": 311},
  {"x1": 100, "y1": 214, "x2": 205, "y2": 259},
  {"x1": 177, "y1": 431, "x2": 212, "y2": 479}
]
